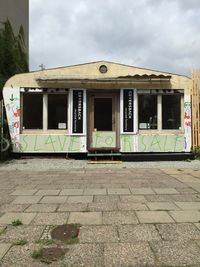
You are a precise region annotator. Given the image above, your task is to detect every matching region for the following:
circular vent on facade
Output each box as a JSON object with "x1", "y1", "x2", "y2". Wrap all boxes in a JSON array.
[{"x1": 99, "y1": 65, "x2": 108, "y2": 73}]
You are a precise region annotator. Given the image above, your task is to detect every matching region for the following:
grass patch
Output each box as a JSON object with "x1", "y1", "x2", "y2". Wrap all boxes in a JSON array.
[
  {"x1": 35, "y1": 239, "x2": 55, "y2": 245},
  {"x1": 31, "y1": 248, "x2": 42, "y2": 259},
  {"x1": 64, "y1": 236, "x2": 79, "y2": 245},
  {"x1": 13, "y1": 239, "x2": 28, "y2": 246},
  {"x1": 11, "y1": 219, "x2": 23, "y2": 226}
]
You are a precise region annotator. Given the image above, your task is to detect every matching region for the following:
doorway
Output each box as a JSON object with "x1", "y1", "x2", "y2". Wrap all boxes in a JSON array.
[{"x1": 88, "y1": 93, "x2": 119, "y2": 149}]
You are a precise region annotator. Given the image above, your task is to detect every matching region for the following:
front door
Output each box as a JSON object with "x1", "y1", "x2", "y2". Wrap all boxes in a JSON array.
[{"x1": 88, "y1": 93, "x2": 118, "y2": 149}]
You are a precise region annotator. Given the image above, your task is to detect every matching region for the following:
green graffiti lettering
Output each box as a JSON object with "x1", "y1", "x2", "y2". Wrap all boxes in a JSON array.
[
  {"x1": 174, "y1": 135, "x2": 182, "y2": 151},
  {"x1": 163, "y1": 135, "x2": 168, "y2": 152},
  {"x1": 22, "y1": 135, "x2": 28, "y2": 151},
  {"x1": 94, "y1": 132, "x2": 103, "y2": 147},
  {"x1": 57, "y1": 136, "x2": 67, "y2": 151},
  {"x1": 34, "y1": 135, "x2": 41, "y2": 151},
  {"x1": 150, "y1": 135, "x2": 161, "y2": 151},
  {"x1": 140, "y1": 136, "x2": 147, "y2": 152},
  {"x1": 69, "y1": 136, "x2": 79, "y2": 151},
  {"x1": 45, "y1": 135, "x2": 56, "y2": 152},
  {"x1": 123, "y1": 135, "x2": 132, "y2": 152},
  {"x1": 105, "y1": 136, "x2": 114, "y2": 146}
]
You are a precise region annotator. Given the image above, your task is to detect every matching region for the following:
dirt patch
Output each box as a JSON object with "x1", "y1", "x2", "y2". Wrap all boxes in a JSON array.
[
  {"x1": 41, "y1": 247, "x2": 67, "y2": 260},
  {"x1": 51, "y1": 224, "x2": 79, "y2": 241}
]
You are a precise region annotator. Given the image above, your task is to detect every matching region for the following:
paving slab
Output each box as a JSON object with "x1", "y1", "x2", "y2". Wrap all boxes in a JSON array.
[
  {"x1": 130, "y1": 187, "x2": 155, "y2": 195},
  {"x1": 118, "y1": 224, "x2": 161, "y2": 242},
  {"x1": 62, "y1": 243, "x2": 104, "y2": 267},
  {"x1": 84, "y1": 188, "x2": 107, "y2": 195},
  {"x1": 153, "y1": 188, "x2": 179, "y2": 194},
  {"x1": 58, "y1": 203, "x2": 88, "y2": 212},
  {"x1": 10, "y1": 189, "x2": 37, "y2": 196},
  {"x1": 169, "y1": 210, "x2": 200, "y2": 222},
  {"x1": 0, "y1": 243, "x2": 12, "y2": 260},
  {"x1": 94, "y1": 195, "x2": 120, "y2": 203},
  {"x1": 79, "y1": 225, "x2": 118, "y2": 243},
  {"x1": 0, "y1": 212, "x2": 36, "y2": 225},
  {"x1": 107, "y1": 188, "x2": 131, "y2": 195},
  {"x1": 12, "y1": 196, "x2": 42, "y2": 204},
  {"x1": 60, "y1": 189, "x2": 84, "y2": 195},
  {"x1": 146, "y1": 201, "x2": 180, "y2": 211},
  {"x1": 156, "y1": 223, "x2": 200, "y2": 241},
  {"x1": 0, "y1": 225, "x2": 44, "y2": 242},
  {"x1": 0, "y1": 204, "x2": 29, "y2": 212},
  {"x1": 120, "y1": 195, "x2": 146, "y2": 202},
  {"x1": 117, "y1": 202, "x2": 148, "y2": 211},
  {"x1": 103, "y1": 211, "x2": 138, "y2": 225},
  {"x1": 67, "y1": 195, "x2": 93, "y2": 203},
  {"x1": 68, "y1": 212, "x2": 102, "y2": 225},
  {"x1": 88, "y1": 202, "x2": 117, "y2": 211},
  {"x1": 175, "y1": 201, "x2": 200, "y2": 210},
  {"x1": 104, "y1": 243, "x2": 155, "y2": 267},
  {"x1": 25, "y1": 203, "x2": 58, "y2": 212},
  {"x1": 136, "y1": 211, "x2": 174, "y2": 223},
  {"x1": 151, "y1": 240, "x2": 200, "y2": 266},
  {"x1": 31, "y1": 212, "x2": 68, "y2": 225},
  {"x1": 39, "y1": 196, "x2": 68, "y2": 204},
  {"x1": 35, "y1": 189, "x2": 60, "y2": 195}
]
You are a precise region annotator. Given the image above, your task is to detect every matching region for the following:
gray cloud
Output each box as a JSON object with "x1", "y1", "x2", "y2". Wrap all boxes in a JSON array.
[{"x1": 30, "y1": 0, "x2": 200, "y2": 75}]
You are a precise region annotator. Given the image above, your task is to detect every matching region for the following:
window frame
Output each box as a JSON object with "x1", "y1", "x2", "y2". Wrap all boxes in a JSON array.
[
  {"x1": 20, "y1": 89, "x2": 69, "y2": 134},
  {"x1": 138, "y1": 92, "x2": 184, "y2": 133}
]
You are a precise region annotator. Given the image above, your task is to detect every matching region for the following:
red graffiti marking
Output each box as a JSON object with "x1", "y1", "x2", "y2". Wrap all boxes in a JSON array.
[
  {"x1": 185, "y1": 121, "x2": 191, "y2": 127},
  {"x1": 14, "y1": 122, "x2": 19, "y2": 128},
  {"x1": 14, "y1": 109, "x2": 21, "y2": 117},
  {"x1": 184, "y1": 112, "x2": 190, "y2": 119}
]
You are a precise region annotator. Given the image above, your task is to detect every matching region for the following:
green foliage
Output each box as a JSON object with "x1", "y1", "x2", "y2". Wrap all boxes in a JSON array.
[
  {"x1": 35, "y1": 239, "x2": 55, "y2": 245},
  {"x1": 193, "y1": 146, "x2": 200, "y2": 160},
  {"x1": 31, "y1": 248, "x2": 42, "y2": 259},
  {"x1": 64, "y1": 237, "x2": 79, "y2": 245},
  {"x1": 11, "y1": 219, "x2": 23, "y2": 226},
  {"x1": 0, "y1": 19, "x2": 28, "y2": 98}
]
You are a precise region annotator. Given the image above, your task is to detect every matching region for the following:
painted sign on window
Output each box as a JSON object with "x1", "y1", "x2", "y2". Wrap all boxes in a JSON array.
[
  {"x1": 123, "y1": 89, "x2": 134, "y2": 132},
  {"x1": 72, "y1": 90, "x2": 83, "y2": 133}
]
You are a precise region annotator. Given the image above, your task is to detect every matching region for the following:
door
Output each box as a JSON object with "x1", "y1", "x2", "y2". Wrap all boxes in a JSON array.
[{"x1": 88, "y1": 93, "x2": 118, "y2": 149}]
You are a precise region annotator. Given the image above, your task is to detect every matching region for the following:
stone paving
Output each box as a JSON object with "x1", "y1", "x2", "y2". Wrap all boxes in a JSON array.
[{"x1": 0, "y1": 167, "x2": 200, "y2": 266}]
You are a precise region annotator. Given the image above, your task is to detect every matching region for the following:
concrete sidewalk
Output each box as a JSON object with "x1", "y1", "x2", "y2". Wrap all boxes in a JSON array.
[{"x1": 0, "y1": 167, "x2": 200, "y2": 266}]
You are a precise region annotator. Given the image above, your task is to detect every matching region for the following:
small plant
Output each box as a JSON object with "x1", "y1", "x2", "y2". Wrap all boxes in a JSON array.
[
  {"x1": 193, "y1": 146, "x2": 200, "y2": 160},
  {"x1": 11, "y1": 219, "x2": 23, "y2": 226},
  {"x1": 31, "y1": 248, "x2": 42, "y2": 259},
  {"x1": 35, "y1": 239, "x2": 55, "y2": 245},
  {"x1": 13, "y1": 239, "x2": 28, "y2": 246},
  {"x1": 64, "y1": 236, "x2": 79, "y2": 245}
]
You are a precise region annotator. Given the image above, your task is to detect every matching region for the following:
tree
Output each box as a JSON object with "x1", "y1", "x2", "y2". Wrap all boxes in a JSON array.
[{"x1": 0, "y1": 19, "x2": 28, "y2": 98}]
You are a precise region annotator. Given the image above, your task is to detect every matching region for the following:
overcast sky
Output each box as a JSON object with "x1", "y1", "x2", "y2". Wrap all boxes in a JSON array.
[{"x1": 29, "y1": 0, "x2": 200, "y2": 75}]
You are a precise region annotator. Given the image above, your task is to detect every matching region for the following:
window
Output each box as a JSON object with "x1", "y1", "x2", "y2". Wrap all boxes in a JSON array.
[
  {"x1": 162, "y1": 95, "x2": 181, "y2": 129},
  {"x1": 94, "y1": 98, "x2": 112, "y2": 131},
  {"x1": 138, "y1": 95, "x2": 157, "y2": 129},
  {"x1": 23, "y1": 94, "x2": 43, "y2": 129},
  {"x1": 22, "y1": 92, "x2": 68, "y2": 131},
  {"x1": 48, "y1": 94, "x2": 68, "y2": 129}
]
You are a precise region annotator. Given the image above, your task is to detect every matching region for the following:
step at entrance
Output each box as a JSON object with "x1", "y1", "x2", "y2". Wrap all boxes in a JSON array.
[{"x1": 87, "y1": 148, "x2": 121, "y2": 161}]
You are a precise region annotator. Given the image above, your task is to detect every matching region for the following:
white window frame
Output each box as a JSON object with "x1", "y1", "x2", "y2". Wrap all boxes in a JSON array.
[{"x1": 20, "y1": 88, "x2": 69, "y2": 133}]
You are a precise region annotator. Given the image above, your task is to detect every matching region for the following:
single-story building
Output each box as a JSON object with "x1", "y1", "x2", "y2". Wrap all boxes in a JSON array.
[{"x1": 2, "y1": 61, "x2": 193, "y2": 159}]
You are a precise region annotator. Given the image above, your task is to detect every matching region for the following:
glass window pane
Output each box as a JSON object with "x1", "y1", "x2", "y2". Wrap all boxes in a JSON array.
[
  {"x1": 48, "y1": 94, "x2": 68, "y2": 129},
  {"x1": 23, "y1": 94, "x2": 43, "y2": 129},
  {"x1": 138, "y1": 95, "x2": 157, "y2": 129},
  {"x1": 162, "y1": 95, "x2": 181, "y2": 129},
  {"x1": 94, "y1": 98, "x2": 112, "y2": 131}
]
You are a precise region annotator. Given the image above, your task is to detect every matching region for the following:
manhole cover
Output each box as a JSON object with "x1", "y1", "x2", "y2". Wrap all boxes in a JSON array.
[
  {"x1": 41, "y1": 247, "x2": 67, "y2": 260},
  {"x1": 51, "y1": 224, "x2": 79, "y2": 241}
]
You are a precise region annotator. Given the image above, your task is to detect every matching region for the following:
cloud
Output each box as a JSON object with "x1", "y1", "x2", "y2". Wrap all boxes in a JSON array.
[{"x1": 30, "y1": 0, "x2": 200, "y2": 75}]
